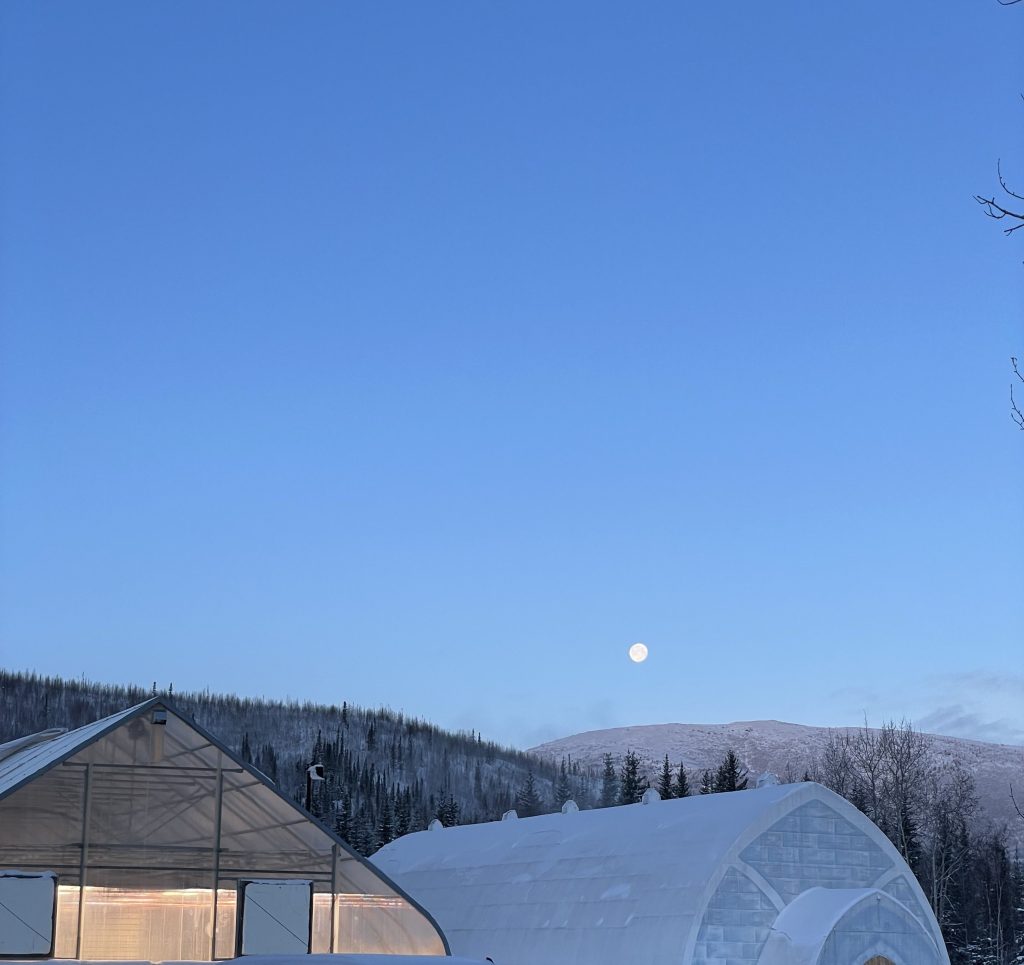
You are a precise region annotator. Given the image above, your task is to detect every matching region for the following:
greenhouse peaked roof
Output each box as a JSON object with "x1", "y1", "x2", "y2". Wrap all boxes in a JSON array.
[{"x1": 0, "y1": 698, "x2": 157, "y2": 802}]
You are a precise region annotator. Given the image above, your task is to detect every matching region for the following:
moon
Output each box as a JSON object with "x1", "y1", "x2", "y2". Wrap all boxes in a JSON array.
[{"x1": 628, "y1": 642, "x2": 649, "y2": 663}]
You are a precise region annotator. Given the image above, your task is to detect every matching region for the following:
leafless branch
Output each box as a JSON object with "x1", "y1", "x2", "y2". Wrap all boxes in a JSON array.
[
  {"x1": 1011, "y1": 784, "x2": 1024, "y2": 821},
  {"x1": 997, "y1": 159, "x2": 1024, "y2": 201},
  {"x1": 975, "y1": 194, "x2": 1024, "y2": 234}
]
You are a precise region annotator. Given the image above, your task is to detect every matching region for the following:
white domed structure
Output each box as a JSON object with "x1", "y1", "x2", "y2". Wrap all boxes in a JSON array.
[{"x1": 373, "y1": 782, "x2": 947, "y2": 965}]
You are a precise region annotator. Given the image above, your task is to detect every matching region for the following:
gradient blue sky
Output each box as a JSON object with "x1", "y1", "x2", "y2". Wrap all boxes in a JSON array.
[{"x1": 1, "y1": 2, "x2": 1022, "y2": 749}]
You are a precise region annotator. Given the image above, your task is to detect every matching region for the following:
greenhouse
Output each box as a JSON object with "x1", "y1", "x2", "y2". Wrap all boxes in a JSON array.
[
  {"x1": 0, "y1": 698, "x2": 448, "y2": 961},
  {"x1": 373, "y1": 781, "x2": 949, "y2": 965}
]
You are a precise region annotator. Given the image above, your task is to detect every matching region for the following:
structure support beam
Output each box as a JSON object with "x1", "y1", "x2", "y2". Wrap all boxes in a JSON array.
[
  {"x1": 75, "y1": 763, "x2": 93, "y2": 959},
  {"x1": 210, "y1": 762, "x2": 224, "y2": 960},
  {"x1": 330, "y1": 845, "x2": 338, "y2": 953}
]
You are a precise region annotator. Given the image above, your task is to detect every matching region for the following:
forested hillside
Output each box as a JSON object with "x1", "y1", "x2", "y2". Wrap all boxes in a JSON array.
[{"x1": 0, "y1": 669, "x2": 591, "y2": 854}]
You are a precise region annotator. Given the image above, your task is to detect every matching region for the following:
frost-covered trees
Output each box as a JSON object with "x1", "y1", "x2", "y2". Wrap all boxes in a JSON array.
[
  {"x1": 516, "y1": 769, "x2": 543, "y2": 817},
  {"x1": 674, "y1": 762, "x2": 691, "y2": 798},
  {"x1": 657, "y1": 755, "x2": 674, "y2": 799},
  {"x1": 554, "y1": 758, "x2": 572, "y2": 808},
  {"x1": 618, "y1": 750, "x2": 650, "y2": 805},
  {"x1": 713, "y1": 749, "x2": 748, "y2": 792},
  {"x1": 600, "y1": 753, "x2": 618, "y2": 808}
]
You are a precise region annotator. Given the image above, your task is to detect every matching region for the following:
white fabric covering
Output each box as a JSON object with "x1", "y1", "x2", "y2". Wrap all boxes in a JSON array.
[{"x1": 373, "y1": 783, "x2": 949, "y2": 965}]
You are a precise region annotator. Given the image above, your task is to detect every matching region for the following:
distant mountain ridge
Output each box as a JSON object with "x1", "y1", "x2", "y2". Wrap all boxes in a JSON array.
[{"x1": 531, "y1": 718, "x2": 1024, "y2": 839}]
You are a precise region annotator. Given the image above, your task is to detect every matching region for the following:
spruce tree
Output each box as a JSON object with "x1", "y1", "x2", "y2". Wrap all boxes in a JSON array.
[
  {"x1": 675, "y1": 762, "x2": 691, "y2": 798},
  {"x1": 600, "y1": 753, "x2": 619, "y2": 808},
  {"x1": 555, "y1": 758, "x2": 572, "y2": 807},
  {"x1": 516, "y1": 769, "x2": 543, "y2": 817},
  {"x1": 434, "y1": 792, "x2": 460, "y2": 827},
  {"x1": 699, "y1": 769, "x2": 714, "y2": 794},
  {"x1": 377, "y1": 793, "x2": 396, "y2": 845},
  {"x1": 618, "y1": 750, "x2": 650, "y2": 805},
  {"x1": 657, "y1": 754, "x2": 674, "y2": 799},
  {"x1": 395, "y1": 787, "x2": 412, "y2": 837},
  {"x1": 713, "y1": 749, "x2": 748, "y2": 793}
]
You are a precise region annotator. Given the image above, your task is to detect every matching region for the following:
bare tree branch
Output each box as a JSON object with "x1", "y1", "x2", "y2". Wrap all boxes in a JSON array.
[
  {"x1": 997, "y1": 159, "x2": 1024, "y2": 201},
  {"x1": 975, "y1": 194, "x2": 1024, "y2": 234},
  {"x1": 1012, "y1": 357, "x2": 1024, "y2": 429}
]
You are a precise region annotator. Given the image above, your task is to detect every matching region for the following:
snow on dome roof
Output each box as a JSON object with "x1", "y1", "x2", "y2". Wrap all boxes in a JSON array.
[
  {"x1": 372, "y1": 782, "x2": 947, "y2": 965},
  {"x1": 372, "y1": 783, "x2": 801, "y2": 964}
]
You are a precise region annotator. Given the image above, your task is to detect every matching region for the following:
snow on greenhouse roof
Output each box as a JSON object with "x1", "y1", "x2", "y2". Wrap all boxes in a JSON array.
[
  {"x1": 0, "y1": 699, "x2": 158, "y2": 801},
  {"x1": 371, "y1": 782, "x2": 857, "y2": 965}
]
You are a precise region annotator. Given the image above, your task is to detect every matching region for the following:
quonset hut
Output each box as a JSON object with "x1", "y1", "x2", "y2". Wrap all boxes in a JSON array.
[
  {"x1": 373, "y1": 782, "x2": 949, "y2": 965},
  {"x1": 0, "y1": 698, "x2": 448, "y2": 961}
]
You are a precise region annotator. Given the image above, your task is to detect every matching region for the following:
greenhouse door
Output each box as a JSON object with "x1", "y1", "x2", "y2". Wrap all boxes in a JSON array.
[
  {"x1": 235, "y1": 879, "x2": 314, "y2": 955},
  {"x1": 0, "y1": 871, "x2": 56, "y2": 957}
]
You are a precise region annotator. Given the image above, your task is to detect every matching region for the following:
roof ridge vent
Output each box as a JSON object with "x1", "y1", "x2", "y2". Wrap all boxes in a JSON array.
[{"x1": 0, "y1": 728, "x2": 68, "y2": 764}]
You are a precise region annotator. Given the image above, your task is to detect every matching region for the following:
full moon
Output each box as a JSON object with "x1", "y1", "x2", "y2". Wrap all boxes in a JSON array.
[{"x1": 628, "y1": 642, "x2": 649, "y2": 663}]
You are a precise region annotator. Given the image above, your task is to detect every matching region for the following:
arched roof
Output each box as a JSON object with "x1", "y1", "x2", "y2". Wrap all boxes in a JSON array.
[{"x1": 372, "y1": 782, "x2": 947, "y2": 965}]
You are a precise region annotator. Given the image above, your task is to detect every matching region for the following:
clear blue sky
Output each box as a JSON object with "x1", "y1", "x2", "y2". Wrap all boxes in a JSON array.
[{"x1": 1, "y1": 1, "x2": 1022, "y2": 749}]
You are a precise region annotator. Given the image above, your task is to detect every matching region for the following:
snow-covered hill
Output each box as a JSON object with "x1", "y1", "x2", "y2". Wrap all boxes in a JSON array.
[{"x1": 531, "y1": 719, "x2": 1024, "y2": 838}]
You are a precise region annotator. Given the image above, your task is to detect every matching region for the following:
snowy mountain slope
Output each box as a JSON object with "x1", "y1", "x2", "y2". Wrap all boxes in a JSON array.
[{"x1": 531, "y1": 719, "x2": 1024, "y2": 838}]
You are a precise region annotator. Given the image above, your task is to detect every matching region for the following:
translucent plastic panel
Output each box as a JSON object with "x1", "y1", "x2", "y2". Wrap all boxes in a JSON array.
[
  {"x1": 311, "y1": 893, "x2": 332, "y2": 954},
  {"x1": 77, "y1": 885, "x2": 213, "y2": 961},
  {"x1": 219, "y1": 769, "x2": 336, "y2": 859},
  {"x1": 333, "y1": 894, "x2": 447, "y2": 956},
  {"x1": 54, "y1": 885, "x2": 79, "y2": 958},
  {"x1": 0, "y1": 765, "x2": 83, "y2": 874},
  {"x1": 213, "y1": 889, "x2": 237, "y2": 961}
]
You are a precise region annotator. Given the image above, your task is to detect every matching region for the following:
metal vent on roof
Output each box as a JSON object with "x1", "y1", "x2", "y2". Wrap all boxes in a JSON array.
[{"x1": 0, "y1": 729, "x2": 68, "y2": 765}]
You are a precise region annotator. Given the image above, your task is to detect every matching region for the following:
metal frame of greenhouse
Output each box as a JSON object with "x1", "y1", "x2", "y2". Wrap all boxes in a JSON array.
[{"x1": 0, "y1": 698, "x2": 450, "y2": 961}]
